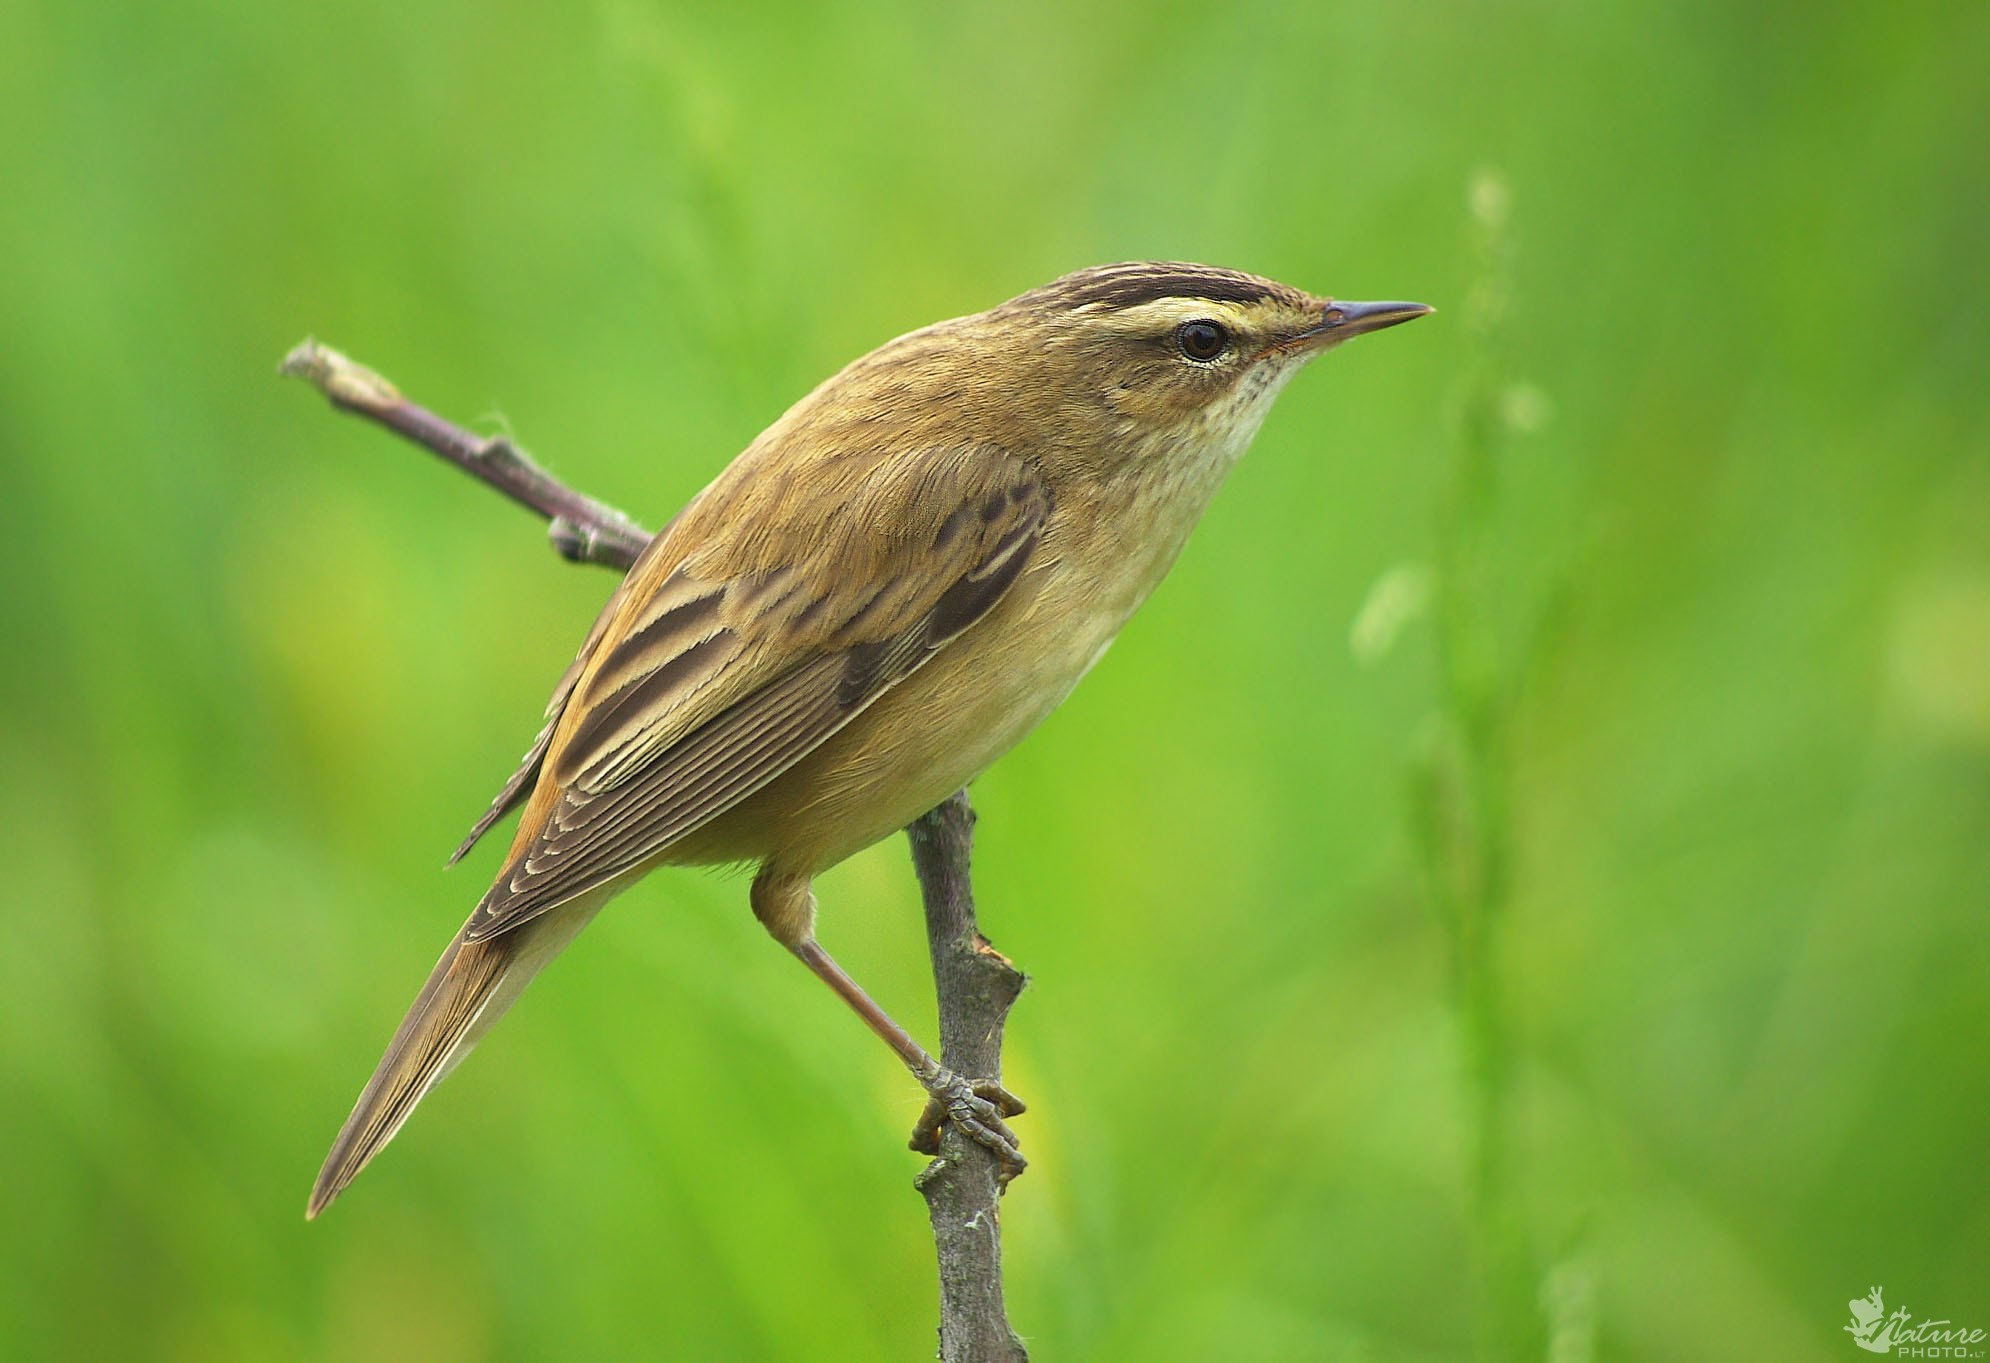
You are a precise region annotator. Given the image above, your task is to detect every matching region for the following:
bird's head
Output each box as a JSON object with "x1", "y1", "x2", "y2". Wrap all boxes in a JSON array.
[
  {"x1": 987, "y1": 261, "x2": 1431, "y2": 471},
  {"x1": 782, "y1": 261, "x2": 1430, "y2": 482}
]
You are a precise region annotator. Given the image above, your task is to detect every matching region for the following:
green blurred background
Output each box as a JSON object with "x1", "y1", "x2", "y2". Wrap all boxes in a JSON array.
[{"x1": 2, "y1": 1, "x2": 1985, "y2": 1359}]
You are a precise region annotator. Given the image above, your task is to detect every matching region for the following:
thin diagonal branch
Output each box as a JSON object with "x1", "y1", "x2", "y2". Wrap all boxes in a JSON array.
[
  {"x1": 282, "y1": 339, "x2": 1029, "y2": 1361},
  {"x1": 280, "y1": 339, "x2": 653, "y2": 569}
]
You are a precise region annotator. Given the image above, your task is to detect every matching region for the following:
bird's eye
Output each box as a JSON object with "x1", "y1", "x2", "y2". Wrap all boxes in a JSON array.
[{"x1": 1175, "y1": 319, "x2": 1229, "y2": 362}]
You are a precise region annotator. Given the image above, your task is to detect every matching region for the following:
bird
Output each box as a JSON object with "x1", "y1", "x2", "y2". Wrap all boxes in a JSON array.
[{"x1": 308, "y1": 260, "x2": 1429, "y2": 1217}]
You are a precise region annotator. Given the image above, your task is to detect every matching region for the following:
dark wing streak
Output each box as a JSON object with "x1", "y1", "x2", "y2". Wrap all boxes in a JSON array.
[
  {"x1": 556, "y1": 630, "x2": 746, "y2": 790},
  {"x1": 584, "y1": 585, "x2": 728, "y2": 703}
]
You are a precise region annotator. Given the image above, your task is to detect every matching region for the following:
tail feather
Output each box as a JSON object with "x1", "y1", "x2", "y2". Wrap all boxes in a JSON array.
[{"x1": 307, "y1": 894, "x2": 606, "y2": 1218}]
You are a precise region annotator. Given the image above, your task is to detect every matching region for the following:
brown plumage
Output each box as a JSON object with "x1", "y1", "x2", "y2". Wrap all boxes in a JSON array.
[{"x1": 308, "y1": 262, "x2": 1429, "y2": 1217}]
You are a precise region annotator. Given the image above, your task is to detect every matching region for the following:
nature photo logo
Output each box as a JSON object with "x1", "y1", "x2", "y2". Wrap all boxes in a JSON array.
[{"x1": 1846, "y1": 1287, "x2": 1986, "y2": 1357}]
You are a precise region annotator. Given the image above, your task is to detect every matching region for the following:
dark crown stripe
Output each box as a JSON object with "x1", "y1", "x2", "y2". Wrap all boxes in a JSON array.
[{"x1": 1014, "y1": 261, "x2": 1301, "y2": 313}]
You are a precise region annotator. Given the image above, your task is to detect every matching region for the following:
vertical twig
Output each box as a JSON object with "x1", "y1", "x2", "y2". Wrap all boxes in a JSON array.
[
  {"x1": 907, "y1": 793, "x2": 1029, "y2": 1363},
  {"x1": 281, "y1": 341, "x2": 1029, "y2": 1358}
]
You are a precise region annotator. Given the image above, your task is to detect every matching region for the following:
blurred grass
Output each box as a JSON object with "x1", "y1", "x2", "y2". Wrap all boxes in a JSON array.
[{"x1": 2, "y1": 1, "x2": 1986, "y2": 1360}]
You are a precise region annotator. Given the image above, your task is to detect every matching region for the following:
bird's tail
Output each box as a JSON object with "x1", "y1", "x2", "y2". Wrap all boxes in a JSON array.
[{"x1": 307, "y1": 893, "x2": 606, "y2": 1218}]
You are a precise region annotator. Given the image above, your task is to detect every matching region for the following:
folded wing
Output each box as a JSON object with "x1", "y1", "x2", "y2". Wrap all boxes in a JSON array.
[{"x1": 464, "y1": 442, "x2": 1049, "y2": 942}]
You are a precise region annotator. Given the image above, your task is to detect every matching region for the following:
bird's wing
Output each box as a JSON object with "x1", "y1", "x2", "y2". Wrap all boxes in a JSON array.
[{"x1": 462, "y1": 442, "x2": 1048, "y2": 942}]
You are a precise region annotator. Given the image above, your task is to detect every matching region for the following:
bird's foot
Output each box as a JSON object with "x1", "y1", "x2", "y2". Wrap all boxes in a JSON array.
[{"x1": 909, "y1": 1069, "x2": 1027, "y2": 1181}]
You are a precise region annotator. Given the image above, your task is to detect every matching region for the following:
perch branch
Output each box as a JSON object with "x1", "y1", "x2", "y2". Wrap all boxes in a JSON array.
[
  {"x1": 282, "y1": 338, "x2": 1030, "y2": 1362},
  {"x1": 908, "y1": 793, "x2": 1030, "y2": 1363}
]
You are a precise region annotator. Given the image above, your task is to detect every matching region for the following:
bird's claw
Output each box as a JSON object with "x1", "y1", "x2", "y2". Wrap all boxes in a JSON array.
[{"x1": 909, "y1": 1070, "x2": 1027, "y2": 1180}]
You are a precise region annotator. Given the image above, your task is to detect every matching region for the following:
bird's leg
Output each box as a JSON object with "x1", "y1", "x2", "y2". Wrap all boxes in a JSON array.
[
  {"x1": 789, "y1": 937, "x2": 1027, "y2": 1179},
  {"x1": 752, "y1": 868, "x2": 1024, "y2": 1177}
]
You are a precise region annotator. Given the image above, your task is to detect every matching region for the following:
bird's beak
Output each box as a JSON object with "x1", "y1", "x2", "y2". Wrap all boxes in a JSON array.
[{"x1": 1289, "y1": 299, "x2": 1434, "y2": 350}]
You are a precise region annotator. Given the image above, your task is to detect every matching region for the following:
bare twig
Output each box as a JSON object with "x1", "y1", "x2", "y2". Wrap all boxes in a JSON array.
[
  {"x1": 282, "y1": 339, "x2": 1029, "y2": 1360},
  {"x1": 280, "y1": 339, "x2": 653, "y2": 570}
]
